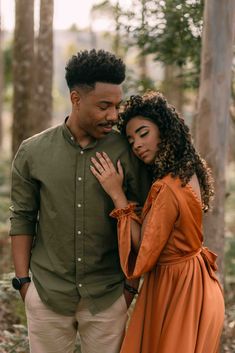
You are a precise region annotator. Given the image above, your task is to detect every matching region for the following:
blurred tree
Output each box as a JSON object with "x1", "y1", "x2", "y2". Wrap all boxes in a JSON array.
[
  {"x1": 162, "y1": 65, "x2": 184, "y2": 113},
  {"x1": 124, "y1": 0, "x2": 203, "y2": 108},
  {"x1": 31, "y1": 0, "x2": 54, "y2": 135},
  {"x1": 0, "y1": 4, "x2": 3, "y2": 149},
  {"x1": 12, "y1": 0, "x2": 34, "y2": 156},
  {"x1": 229, "y1": 62, "x2": 235, "y2": 162},
  {"x1": 89, "y1": 9, "x2": 97, "y2": 48},
  {"x1": 3, "y1": 42, "x2": 13, "y2": 94},
  {"x1": 135, "y1": 0, "x2": 155, "y2": 93},
  {"x1": 91, "y1": 0, "x2": 128, "y2": 58},
  {"x1": 195, "y1": 0, "x2": 235, "y2": 278},
  {"x1": 91, "y1": 0, "x2": 154, "y2": 94}
]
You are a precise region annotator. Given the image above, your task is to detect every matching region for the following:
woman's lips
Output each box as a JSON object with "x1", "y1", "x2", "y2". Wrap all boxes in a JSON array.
[{"x1": 138, "y1": 151, "x2": 149, "y2": 159}]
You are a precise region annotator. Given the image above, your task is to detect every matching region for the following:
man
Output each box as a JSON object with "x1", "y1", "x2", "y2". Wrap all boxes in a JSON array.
[{"x1": 10, "y1": 49, "x2": 150, "y2": 353}]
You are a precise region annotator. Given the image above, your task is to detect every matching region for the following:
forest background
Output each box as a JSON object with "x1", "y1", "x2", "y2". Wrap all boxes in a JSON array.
[{"x1": 0, "y1": 0, "x2": 234, "y2": 352}]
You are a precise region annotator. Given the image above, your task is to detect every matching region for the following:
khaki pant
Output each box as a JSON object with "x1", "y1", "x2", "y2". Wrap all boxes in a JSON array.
[{"x1": 25, "y1": 282, "x2": 128, "y2": 353}]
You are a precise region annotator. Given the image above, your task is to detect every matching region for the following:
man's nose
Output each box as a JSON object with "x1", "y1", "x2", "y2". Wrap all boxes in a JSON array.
[{"x1": 107, "y1": 107, "x2": 118, "y2": 122}]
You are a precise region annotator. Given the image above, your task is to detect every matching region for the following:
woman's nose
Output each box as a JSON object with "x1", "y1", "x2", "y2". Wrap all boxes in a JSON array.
[{"x1": 133, "y1": 139, "x2": 142, "y2": 150}]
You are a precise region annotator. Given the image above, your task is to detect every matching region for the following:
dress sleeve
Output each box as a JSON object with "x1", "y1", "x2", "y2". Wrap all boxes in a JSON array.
[{"x1": 111, "y1": 182, "x2": 179, "y2": 279}]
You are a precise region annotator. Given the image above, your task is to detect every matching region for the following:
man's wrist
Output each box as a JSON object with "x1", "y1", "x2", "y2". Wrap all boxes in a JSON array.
[
  {"x1": 12, "y1": 276, "x2": 31, "y2": 290},
  {"x1": 124, "y1": 282, "x2": 138, "y2": 295}
]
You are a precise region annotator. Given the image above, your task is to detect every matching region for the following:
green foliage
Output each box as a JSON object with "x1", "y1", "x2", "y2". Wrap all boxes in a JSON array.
[
  {"x1": 91, "y1": 0, "x2": 129, "y2": 57},
  {"x1": 123, "y1": 0, "x2": 203, "y2": 88}
]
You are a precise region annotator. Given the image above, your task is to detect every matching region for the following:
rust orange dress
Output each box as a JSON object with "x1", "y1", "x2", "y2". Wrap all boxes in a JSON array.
[{"x1": 111, "y1": 175, "x2": 224, "y2": 353}]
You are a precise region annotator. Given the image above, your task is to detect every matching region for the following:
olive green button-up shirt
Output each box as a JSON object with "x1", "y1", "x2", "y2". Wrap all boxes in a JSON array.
[{"x1": 10, "y1": 121, "x2": 150, "y2": 315}]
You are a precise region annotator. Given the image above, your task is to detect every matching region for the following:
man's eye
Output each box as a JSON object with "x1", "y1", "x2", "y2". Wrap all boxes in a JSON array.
[{"x1": 99, "y1": 106, "x2": 108, "y2": 111}]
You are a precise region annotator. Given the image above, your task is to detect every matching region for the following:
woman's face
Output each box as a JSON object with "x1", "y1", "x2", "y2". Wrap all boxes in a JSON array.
[{"x1": 126, "y1": 116, "x2": 161, "y2": 165}]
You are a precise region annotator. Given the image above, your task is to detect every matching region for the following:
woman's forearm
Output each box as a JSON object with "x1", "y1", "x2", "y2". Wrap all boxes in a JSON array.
[
  {"x1": 111, "y1": 191, "x2": 142, "y2": 252},
  {"x1": 130, "y1": 220, "x2": 141, "y2": 252},
  {"x1": 111, "y1": 191, "x2": 129, "y2": 209}
]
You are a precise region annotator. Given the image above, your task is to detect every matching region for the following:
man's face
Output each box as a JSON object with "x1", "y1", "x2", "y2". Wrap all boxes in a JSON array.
[{"x1": 73, "y1": 82, "x2": 123, "y2": 141}]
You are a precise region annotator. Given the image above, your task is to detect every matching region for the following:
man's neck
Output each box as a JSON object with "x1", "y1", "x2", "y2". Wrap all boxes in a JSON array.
[{"x1": 66, "y1": 115, "x2": 95, "y2": 148}]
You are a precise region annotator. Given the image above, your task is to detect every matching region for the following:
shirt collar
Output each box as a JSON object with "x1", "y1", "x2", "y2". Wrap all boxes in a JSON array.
[{"x1": 62, "y1": 117, "x2": 98, "y2": 149}]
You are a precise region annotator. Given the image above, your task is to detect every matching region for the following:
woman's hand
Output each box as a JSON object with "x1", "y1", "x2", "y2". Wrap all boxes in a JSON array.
[{"x1": 90, "y1": 152, "x2": 128, "y2": 208}]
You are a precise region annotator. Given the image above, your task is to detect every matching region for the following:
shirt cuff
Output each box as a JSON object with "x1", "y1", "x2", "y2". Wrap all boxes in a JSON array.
[
  {"x1": 110, "y1": 203, "x2": 141, "y2": 223},
  {"x1": 9, "y1": 220, "x2": 36, "y2": 236}
]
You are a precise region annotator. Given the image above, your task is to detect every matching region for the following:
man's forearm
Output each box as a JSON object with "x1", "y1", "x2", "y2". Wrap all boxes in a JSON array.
[{"x1": 11, "y1": 235, "x2": 34, "y2": 276}]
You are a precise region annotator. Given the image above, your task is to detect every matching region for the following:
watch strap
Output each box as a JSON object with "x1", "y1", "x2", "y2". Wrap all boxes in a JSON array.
[{"x1": 18, "y1": 276, "x2": 31, "y2": 284}]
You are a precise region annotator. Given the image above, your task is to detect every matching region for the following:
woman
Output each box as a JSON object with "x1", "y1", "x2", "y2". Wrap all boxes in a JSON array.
[{"x1": 90, "y1": 91, "x2": 224, "y2": 353}]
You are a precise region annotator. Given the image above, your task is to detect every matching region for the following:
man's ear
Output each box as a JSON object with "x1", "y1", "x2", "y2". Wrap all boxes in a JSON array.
[{"x1": 70, "y1": 90, "x2": 81, "y2": 108}]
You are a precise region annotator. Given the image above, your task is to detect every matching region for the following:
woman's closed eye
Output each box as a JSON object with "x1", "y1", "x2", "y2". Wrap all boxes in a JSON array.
[{"x1": 140, "y1": 131, "x2": 149, "y2": 138}]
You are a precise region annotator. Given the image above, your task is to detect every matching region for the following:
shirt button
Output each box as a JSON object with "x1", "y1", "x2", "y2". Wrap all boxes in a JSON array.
[
  {"x1": 77, "y1": 204, "x2": 82, "y2": 208},
  {"x1": 77, "y1": 231, "x2": 81, "y2": 235},
  {"x1": 78, "y1": 283, "x2": 82, "y2": 287},
  {"x1": 78, "y1": 177, "x2": 82, "y2": 181},
  {"x1": 80, "y1": 150, "x2": 84, "y2": 155},
  {"x1": 77, "y1": 258, "x2": 82, "y2": 262},
  {"x1": 70, "y1": 136, "x2": 74, "y2": 141}
]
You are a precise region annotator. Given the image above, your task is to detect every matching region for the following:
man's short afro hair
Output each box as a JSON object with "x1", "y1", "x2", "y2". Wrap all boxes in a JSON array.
[{"x1": 65, "y1": 49, "x2": 126, "y2": 90}]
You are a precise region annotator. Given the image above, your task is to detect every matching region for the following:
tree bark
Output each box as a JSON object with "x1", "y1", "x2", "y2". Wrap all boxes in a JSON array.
[
  {"x1": 12, "y1": 0, "x2": 34, "y2": 156},
  {"x1": 31, "y1": 0, "x2": 54, "y2": 135},
  {"x1": 0, "y1": 5, "x2": 3, "y2": 150},
  {"x1": 163, "y1": 64, "x2": 184, "y2": 114},
  {"x1": 195, "y1": 0, "x2": 235, "y2": 278}
]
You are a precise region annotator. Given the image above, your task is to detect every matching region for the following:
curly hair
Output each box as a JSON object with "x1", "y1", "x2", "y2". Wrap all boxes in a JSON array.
[
  {"x1": 65, "y1": 49, "x2": 125, "y2": 90},
  {"x1": 119, "y1": 91, "x2": 214, "y2": 212}
]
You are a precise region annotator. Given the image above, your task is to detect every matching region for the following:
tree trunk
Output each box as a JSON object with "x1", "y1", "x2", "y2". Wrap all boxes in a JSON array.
[
  {"x1": 195, "y1": 0, "x2": 235, "y2": 278},
  {"x1": 139, "y1": 53, "x2": 148, "y2": 82},
  {"x1": 163, "y1": 64, "x2": 184, "y2": 114},
  {"x1": 0, "y1": 5, "x2": 3, "y2": 150},
  {"x1": 31, "y1": 0, "x2": 54, "y2": 135},
  {"x1": 12, "y1": 0, "x2": 34, "y2": 156}
]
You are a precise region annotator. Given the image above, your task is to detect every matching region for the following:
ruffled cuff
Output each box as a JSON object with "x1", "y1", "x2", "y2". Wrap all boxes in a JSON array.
[{"x1": 110, "y1": 203, "x2": 141, "y2": 223}]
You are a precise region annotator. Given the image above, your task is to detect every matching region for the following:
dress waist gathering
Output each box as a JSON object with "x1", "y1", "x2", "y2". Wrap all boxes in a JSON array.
[{"x1": 157, "y1": 246, "x2": 218, "y2": 281}]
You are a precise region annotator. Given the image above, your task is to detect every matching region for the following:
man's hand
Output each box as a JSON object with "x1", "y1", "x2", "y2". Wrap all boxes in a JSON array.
[
  {"x1": 124, "y1": 289, "x2": 135, "y2": 308},
  {"x1": 124, "y1": 278, "x2": 139, "y2": 308}
]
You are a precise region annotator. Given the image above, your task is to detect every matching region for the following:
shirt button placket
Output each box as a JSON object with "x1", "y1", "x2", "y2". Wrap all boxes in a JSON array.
[{"x1": 76, "y1": 148, "x2": 85, "y2": 291}]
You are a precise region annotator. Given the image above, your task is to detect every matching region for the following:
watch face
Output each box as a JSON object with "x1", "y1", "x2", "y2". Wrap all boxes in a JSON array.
[{"x1": 12, "y1": 277, "x2": 21, "y2": 290}]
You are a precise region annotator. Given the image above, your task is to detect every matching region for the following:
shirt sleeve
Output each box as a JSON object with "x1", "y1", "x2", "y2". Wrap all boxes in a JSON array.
[
  {"x1": 9, "y1": 141, "x2": 40, "y2": 236},
  {"x1": 111, "y1": 182, "x2": 179, "y2": 279}
]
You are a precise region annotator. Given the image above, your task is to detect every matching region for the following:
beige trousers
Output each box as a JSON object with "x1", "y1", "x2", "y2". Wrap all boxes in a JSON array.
[{"x1": 25, "y1": 282, "x2": 128, "y2": 353}]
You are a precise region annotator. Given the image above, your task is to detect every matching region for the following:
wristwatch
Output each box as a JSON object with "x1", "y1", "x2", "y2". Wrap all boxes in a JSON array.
[
  {"x1": 124, "y1": 282, "x2": 138, "y2": 295},
  {"x1": 12, "y1": 276, "x2": 31, "y2": 290}
]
